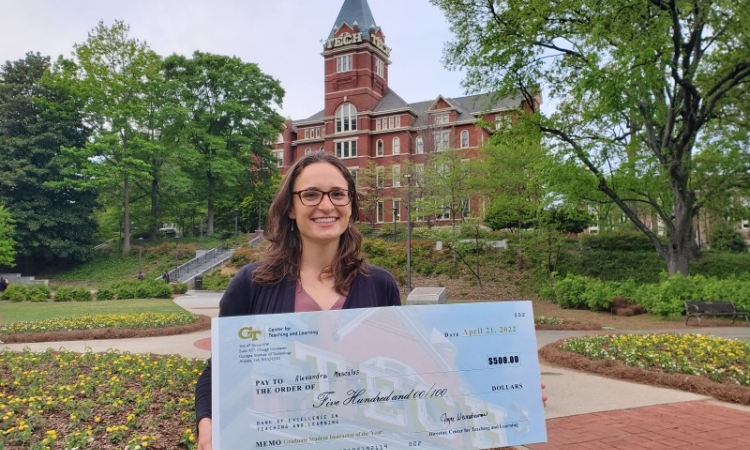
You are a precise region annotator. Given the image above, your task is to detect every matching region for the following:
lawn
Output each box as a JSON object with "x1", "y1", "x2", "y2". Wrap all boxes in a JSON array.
[{"x1": 0, "y1": 299, "x2": 186, "y2": 324}]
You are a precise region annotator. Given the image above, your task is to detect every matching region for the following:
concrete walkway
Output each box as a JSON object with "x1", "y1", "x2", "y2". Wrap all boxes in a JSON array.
[{"x1": 3, "y1": 291, "x2": 750, "y2": 449}]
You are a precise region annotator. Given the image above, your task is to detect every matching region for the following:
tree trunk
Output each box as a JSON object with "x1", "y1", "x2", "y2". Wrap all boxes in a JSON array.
[
  {"x1": 123, "y1": 175, "x2": 131, "y2": 255},
  {"x1": 207, "y1": 171, "x2": 215, "y2": 235},
  {"x1": 664, "y1": 178, "x2": 695, "y2": 276},
  {"x1": 149, "y1": 174, "x2": 159, "y2": 240}
]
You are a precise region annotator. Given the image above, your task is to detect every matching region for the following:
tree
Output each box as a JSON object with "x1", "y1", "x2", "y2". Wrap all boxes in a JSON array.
[
  {"x1": 0, "y1": 53, "x2": 97, "y2": 272},
  {"x1": 433, "y1": 0, "x2": 750, "y2": 275},
  {"x1": 55, "y1": 21, "x2": 160, "y2": 255},
  {"x1": 0, "y1": 205, "x2": 16, "y2": 268},
  {"x1": 163, "y1": 52, "x2": 285, "y2": 235}
]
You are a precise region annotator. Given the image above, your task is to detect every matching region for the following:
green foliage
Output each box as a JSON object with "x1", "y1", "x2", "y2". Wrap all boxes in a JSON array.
[
  {"x1": 709, "y1": 223, "x2": 747, "y2": 252},
  {"x1": 581, "y1": 231, "x2": 657, "y2": 252},
  {"x1": 95, "y1": 288, "x2": 115, "y2": 300},
  {"x1": 171, "y1": 282, "x2": 188, "y2": 295},
  {"x1": 71, "y1": 287, "x2": 92, "y2": 302},
  {"x1": 203, "y1": 270, "x2": 231, "y2": 291},
  {"x1": 551, "y1": 275, "x2": 588, "y2": 309},
  {"x1": 26, "y1": 284, "x2": 51, "y2": 302},
  {"x1": 691, "y1": 252, "x2": 750, "y2": 278},
  {"x1": 1, "y1": 284, "x2": 27, "y2": 302},
  {"x1": 433, "y1": 0, "x2": 750, "y2": 275},
  {"x1": 0, "y1": 205, "x2": 16, "y2": 268},
  {"x1": 104, "y1": 280, "x2": 172, "y2": 300},
  {"x1": 0, "y1": 53, "x2": 97, "y2": 272},
  {"x1": 229, "y1": 246, "x2": 262, "y2": 268},
  {"x1": 53, "y1": 287, "x2": 75, "y2": 302},
  {"x1": 550, "y1": 272, "x2": 750, "y2": 318}
]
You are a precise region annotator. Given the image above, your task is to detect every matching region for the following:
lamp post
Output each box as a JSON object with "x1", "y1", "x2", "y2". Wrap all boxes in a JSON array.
[
  {"x1": 174, "y1": 237, "x2": 180, "y2": 280},
  {"x1": 404, "y1": 172, "x2": 413, "y2": 292},
  {"x1": 393, "y1": 206, "x2": 398, "y2": 240},
  {"x1": 234, "y1": 208, "x2": 240, "y2": 248}
]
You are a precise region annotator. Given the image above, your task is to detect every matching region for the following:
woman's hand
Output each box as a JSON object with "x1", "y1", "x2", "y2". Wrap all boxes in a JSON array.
[
  {"x1": 541, "y1": 381, "x2": 548, "y2": 408},
  {"x1": 197, "y1": 418, "x2": 212, "y2": 450}
]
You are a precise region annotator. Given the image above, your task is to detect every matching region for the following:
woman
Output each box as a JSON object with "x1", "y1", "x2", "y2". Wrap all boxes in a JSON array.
[{"x1": 194, "y1": 152, "x2": 401, "y2": 449}]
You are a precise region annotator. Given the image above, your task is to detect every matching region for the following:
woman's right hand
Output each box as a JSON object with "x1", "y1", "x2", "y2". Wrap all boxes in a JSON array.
[{"x1": 197, "y1": 418, "x2": 212, "y2": 450}]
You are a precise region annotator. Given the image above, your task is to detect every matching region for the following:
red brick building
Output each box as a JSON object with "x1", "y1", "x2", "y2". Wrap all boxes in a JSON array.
[{"x1": 274, "y1": 0, "x2": 539, "y2": 226}]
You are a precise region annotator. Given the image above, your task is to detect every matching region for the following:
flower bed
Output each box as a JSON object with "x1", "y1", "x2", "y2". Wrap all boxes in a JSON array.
[{"x1": 0, "y1": 349, "x2": 203, "y2": 449}]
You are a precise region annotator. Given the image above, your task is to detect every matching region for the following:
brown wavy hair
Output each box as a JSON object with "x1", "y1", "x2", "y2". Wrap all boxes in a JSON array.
[{"x1": 252, "y1": 152, "x2": 368, "y2": 293}]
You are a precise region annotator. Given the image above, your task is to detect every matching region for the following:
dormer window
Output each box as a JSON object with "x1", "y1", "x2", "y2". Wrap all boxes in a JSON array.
[{"x1": 434, "y1": 113, "x2": 449, "y2": 125}]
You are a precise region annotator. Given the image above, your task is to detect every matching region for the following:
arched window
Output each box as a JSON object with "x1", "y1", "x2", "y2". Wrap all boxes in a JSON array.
[
  {"x1": 416, "y1": 136, "x2": 424, "y2": 154},
  {"x1": 376, "y1": 139, "x2": 384, "y2": 157},
  {"x1": 393, "y1": 137, "x2": 400, "y2": 155},
  {"x1": 335, "y1": 104, "x2": 357, "y2": 133},
  {"x1": 305, "y1": 147, "x2": 312, "y2": 155},
  {"x1": 460, "y1": 130, "x2": 469, "y2": 148}
]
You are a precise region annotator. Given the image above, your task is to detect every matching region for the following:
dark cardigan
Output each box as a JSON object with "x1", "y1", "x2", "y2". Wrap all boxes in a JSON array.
[{"x1": 194, "y1": 262, "x2": 401, "y2": 424}]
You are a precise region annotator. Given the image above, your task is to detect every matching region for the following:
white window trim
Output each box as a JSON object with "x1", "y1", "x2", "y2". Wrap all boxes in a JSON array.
[
  {"x1": 392, "y1": 137, "x2": 400, "y2": 155},
  {"x1": 376, "y1": 139, "x2": 384, "y2": 157}
]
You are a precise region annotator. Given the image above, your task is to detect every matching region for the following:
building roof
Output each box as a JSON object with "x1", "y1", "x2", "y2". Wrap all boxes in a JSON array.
[
  {"x1": 292, "y1": 90, "x2": 526, "y2": 128},
  {"x1": 328, "y1": 0, "x2": 380, "y2": 40}
]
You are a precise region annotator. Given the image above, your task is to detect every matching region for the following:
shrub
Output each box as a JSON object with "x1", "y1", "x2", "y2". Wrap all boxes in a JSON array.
[
  {"x1": 2, "y1": 284, "x2": 28, "y2": 302},
  {"x1": 54, "y1": 286, "x2": 75, "y2": 302},
  {"x1": 580, "y1": 230, "x2": 657, "y2": 252},
  {"x1": 116, "y1": 284, "x2": 137, "y2": 300},
  {"x1": 709, "y1": 223, "x2": 747, "y2": 252},
  {"x1": 96, "y1": 288, "x2": 115, "y2": 300},
  {"x1": 26, "y1": 284, "x2": 51, "y2": 302},
  {"x1": 171, "y1": 282, "x2": 188, "y2": 295},
  {"x1": 72, "y1": 287, "x2": 93, "y2": 302},
  {"x1": 229, "y1": 246, "x2": 262, "y2": 268},
  {"x1": 203, "y1": 270, "x2": 231, "y2": 291},
  {"x1": 552, "y1": 274, "x2": 589, "y2": 309}
]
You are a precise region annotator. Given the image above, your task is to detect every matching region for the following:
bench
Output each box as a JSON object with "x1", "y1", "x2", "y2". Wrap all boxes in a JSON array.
[{"x1": 684, "y1": 301, "x2": 750, "y2": 326}]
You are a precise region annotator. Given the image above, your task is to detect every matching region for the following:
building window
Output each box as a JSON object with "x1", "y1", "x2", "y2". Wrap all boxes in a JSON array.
[
  {"x1": 495, "y1": 114, "x2": 511, "y2": 130},
  {"x1": 376, "y1": 166, "x2": 384, "y2": 188},
  {"x1": 375, "y1": 57, "x2": 384, "y2": 77},
  {"x1": 272, "y1": 150, "x2": 283, "y2": 167},
  {"x1": 335, "y1": 103, "x2": 357, "y2": 133},
  {"x1": 350, "y1": 168, "x2": 358, "y2": 185},
  {"x1": 376, "y1": 139, "x2": 384, "y2": 157},
  {"x1": 375, "y1": 118, "x2": 381, "y2": 130},
  {"x1": 276, "y1": 134, "x2": 284, "y2": 144},
  {"x1": 460, "y1": 130, "x2": 469, "y2": 148},
  {"x1": 304, "y1": 128, "x2": 309, "y2": 139},
  {"x1": 388, "y1": 117, "x2": 395, "y2": 129},
  {"x1": 376, "y1": 201, "x2": 384, "y2": 223},
  {"x1": 337, "y1": 54, "x2": 353, "y2": 73},
  {"x1": 392, "y1": 137, "x2": 400, "y2": 155},
  {"x1": 415, "y1": 164, "x2": 424, "y2": 185},
  {"x1": 393, "y1": 165, "x2": 401, "y2": 187},
  {"x1": 434, "y1": 130, "x2": 450, "y2": 152},
  {"x1": 416, "y1": 136, "x2": 424, "y2": 154},
  {"x1": 335, "y1": 140, "x2": 357, "y2": 158},
  {"x1": 393, "y1": 200, "x2": 401, "y2": 221},
  {"x1": 305, "y1": 147, "x2": 312, "y2": 155},
  {"x1": 436, "y1": 204, "x2": 451, "y2": 220},
  {"x1": 319, "y1": 146, "x2": 325, "y2": 153},
  {"x1": 434, "y1": 113, "x2": 449, "y2": 125}
]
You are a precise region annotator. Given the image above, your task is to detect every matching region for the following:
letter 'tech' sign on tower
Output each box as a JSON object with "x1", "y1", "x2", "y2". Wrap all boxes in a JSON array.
[{"x1": 323, "y1": 0, "x2": 391, "y2": 119}]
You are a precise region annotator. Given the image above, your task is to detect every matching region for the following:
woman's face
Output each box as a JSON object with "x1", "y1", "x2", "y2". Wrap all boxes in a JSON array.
[{"x1": 289, "y1": 162, "x2": 352, "y2": 247}]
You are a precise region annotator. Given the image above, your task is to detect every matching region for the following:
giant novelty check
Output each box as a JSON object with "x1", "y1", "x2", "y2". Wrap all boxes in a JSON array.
[{"x1": 211, "y1": 301, "x2": 547, "y2": 449}]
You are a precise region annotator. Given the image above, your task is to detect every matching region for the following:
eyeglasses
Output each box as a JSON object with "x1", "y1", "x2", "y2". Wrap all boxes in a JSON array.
[{"x1": 293, "y1": 189, "x2": 353, "y2": 206}]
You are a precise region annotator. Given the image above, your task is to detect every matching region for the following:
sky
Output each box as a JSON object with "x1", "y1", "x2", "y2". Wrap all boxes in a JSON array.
[{"x1": 0, "y1": 0, "x2": 475, "y2": 120}]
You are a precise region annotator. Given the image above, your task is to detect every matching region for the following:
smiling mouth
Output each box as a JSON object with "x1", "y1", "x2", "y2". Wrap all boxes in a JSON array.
[{"x1": 313, "y1": 218, "x2": 337, "y2": 223}]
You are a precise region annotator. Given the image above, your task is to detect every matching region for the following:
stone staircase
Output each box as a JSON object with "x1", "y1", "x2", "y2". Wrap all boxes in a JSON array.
[
  {"x1": 165, "y1": 232, "x2": 265, "y2": 286},
  {"x1": 164, "y1": 248, "x2": 235, "y2": 285}
]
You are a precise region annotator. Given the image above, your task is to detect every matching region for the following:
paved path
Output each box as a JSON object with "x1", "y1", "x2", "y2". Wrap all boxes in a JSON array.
[{"x1": 3, "y1": 291, "x2": 750, "y2": 449}]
